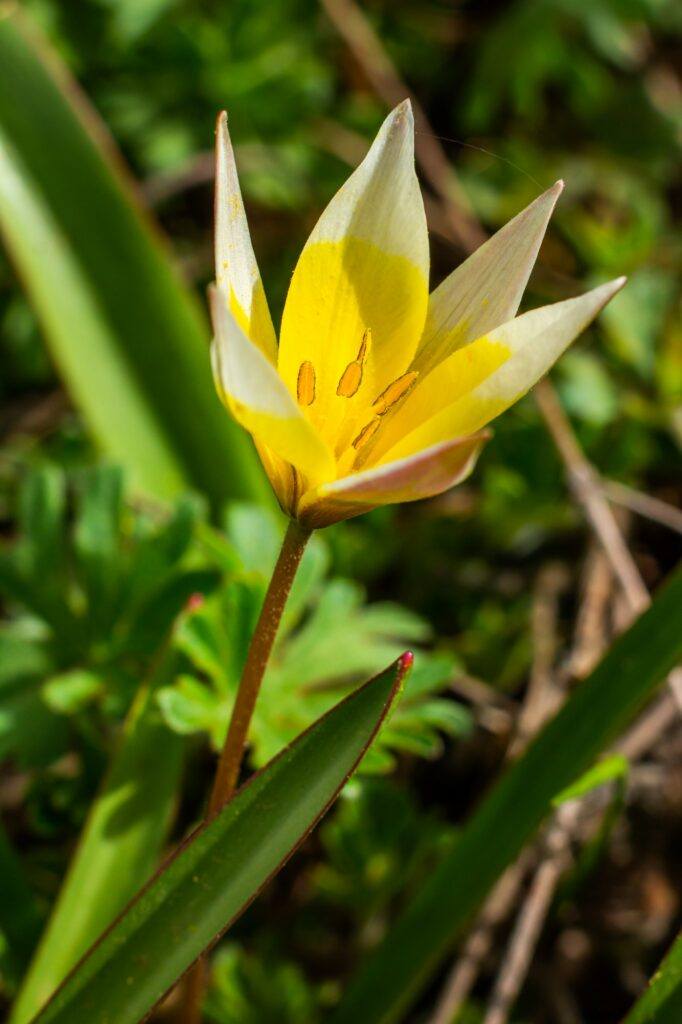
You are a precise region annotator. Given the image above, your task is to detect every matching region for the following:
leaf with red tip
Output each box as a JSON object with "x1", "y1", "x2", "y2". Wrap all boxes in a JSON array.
[{"x1": 31, "y1": 656, "x2": 411, "y2": 1024}]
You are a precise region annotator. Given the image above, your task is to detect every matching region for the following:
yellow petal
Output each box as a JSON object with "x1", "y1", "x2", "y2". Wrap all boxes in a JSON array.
[
  {"x1": 414, "y1": 181, "x2": 564, "y2": 377},
  {"x1": 210, "y1": 287, "x2": 334, "y2": 486},
  {"x1": 254, "y1": 440, "x2": 296, "y2": 514},
  {"x1": 370, "y1": 334, "x2": 511, "y2": 461},
  {"x1": 278, "y1": 101, "x2": 429, "y2": 448},
  {"x1": 381, "y1": 278, "x2": 626, "y2": 463},
  {"x1": 215, "y1": 112, "x2": 277, "y2": 363},
  {"x1": 297, "y1": 433, "x2": 488, "y2": 529}
]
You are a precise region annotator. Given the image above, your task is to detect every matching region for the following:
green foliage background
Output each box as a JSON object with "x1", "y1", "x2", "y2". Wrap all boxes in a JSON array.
[{"x1": 0, "y1": 2, "x2": 680, "y2": 1022}]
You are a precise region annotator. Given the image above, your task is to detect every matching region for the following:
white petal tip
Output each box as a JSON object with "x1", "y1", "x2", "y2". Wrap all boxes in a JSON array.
[
  {"x1": 390, "y1": 98, "x2": 414, "y2": 130},
  {"x1": 553, "y1": 179, "x2": 565, "y2": 194},
  {"x1": 602, "y1": 276, "x2": 627, "y2": 299}
]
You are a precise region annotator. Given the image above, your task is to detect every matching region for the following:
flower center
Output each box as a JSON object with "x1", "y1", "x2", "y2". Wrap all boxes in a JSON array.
[{"x1": 295, "y1": 328, "x2": 419, "y2": 466}]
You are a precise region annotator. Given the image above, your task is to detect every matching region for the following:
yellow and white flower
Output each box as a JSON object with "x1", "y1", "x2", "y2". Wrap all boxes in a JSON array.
[{"x1": 210, "y1": 101, "x2": 624, "y2": 528}]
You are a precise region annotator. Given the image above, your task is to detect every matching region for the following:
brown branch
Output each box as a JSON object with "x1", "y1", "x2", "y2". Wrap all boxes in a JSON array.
[
  {"x1": 509, "y1": 563, "x2": 569, "y2": 758},
  {"x1": 568, "y1": 548, "x2": 613, "y2": 680},
  {"x1": 428, "y1": 852, "x2": 535, "y2": 1024},
  {"x1": 616, "y1": 679, "x2": 682, "y2": 762},
  {"x1": 603, "y1": 479, "x2": 682, "y2": 536},
  {"x1": 533, "y1": 382, "x2": 651, "y2": 616},
  {"x1": 482, "y1": 803, "x2": 580, "y2": 1024}
]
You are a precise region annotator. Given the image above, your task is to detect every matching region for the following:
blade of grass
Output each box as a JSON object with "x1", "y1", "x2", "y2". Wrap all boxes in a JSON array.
[
  {"x1": 10, "y1": 673, "x2": 185, "y2": 1024},
  {"x1": 622, "y1": 932, "x2": 682, "y2": 1024},
  {"x1": 330, "y1": 566, "x2": 682, "y2": 1024},
  {"x1": 0, "y1": 6, "x2": 269, "y2": 508},
  {"x1": 30, "y1": 655, "x2": 410, "y2": 1024}
]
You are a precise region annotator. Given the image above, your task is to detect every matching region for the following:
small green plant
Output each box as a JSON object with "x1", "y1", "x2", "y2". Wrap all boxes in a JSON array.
[
  {"x1": 158, "y1": 503, "x2": 472, "y2": 772},
  {"x1": 1, "y1": 8, "x2": 680, "y2": 1023},
  {"x1": 0, "y1": 464, "x2": 215, "y2": 771}
]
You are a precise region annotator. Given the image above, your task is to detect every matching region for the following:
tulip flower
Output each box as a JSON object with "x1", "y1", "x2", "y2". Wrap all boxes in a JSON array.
[{"x1": 210, "y1": 100, "x2": 624, "y2": 529}]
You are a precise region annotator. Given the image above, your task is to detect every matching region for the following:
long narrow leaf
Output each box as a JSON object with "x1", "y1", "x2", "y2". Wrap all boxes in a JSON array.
[
  {"x1": 0, "y1": 7, "x2": 269, "y2": 508},
  {"x1": 330, "y1": 566, "x2": 682, "y2": 1024},
  {"x1": 623, "y1": 932, "x2": 682, "y2": 1024},
  {"x1": 31, "y1": 655, "x2": 410, "y2": 1024},
  {"x1": 11, "y1": 680, "x2": 185, "y2": 1024}
]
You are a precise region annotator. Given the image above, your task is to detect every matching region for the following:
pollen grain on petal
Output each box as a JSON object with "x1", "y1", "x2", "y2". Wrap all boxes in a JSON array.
[
  {"x1": 352, "y1": 417, "x2": 381, "y2": 450},
  {"x1": 297, "y1": 360, "x2": 316, "y2": 406},
  {"x1": 337, "y1": 328, "x2": 371, "y2": 398},
  {"x1": 372, "y1": 371, "x2": 419, "y2": 415}
]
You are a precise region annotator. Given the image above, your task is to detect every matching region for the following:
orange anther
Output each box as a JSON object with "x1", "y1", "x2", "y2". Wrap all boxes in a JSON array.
[
  {"x1": 352, "y1": 417, "x2": 381, "y2": 450},
  {"x1": 337, "y1": 361, "x2": 363, "y2": 397},
  {"x1": 297, "y1": 361, "x2": 316, "y2": 406},
  {"x1": 372, "y1": 371, "x2": 418, "y2": 415},
  {"x1": 337, "y1": 328, "x2": 371, "y2": 398}
]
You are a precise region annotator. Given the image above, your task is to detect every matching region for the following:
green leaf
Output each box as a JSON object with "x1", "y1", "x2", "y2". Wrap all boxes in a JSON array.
[
  {"x1": 0, "y1": 630, "x2": 67, "y2": 768},
  {"x1": 42, "y1": 670, "x2": 104, "y2": 715},
  {"x1": 205, "y1": 943, "x2": 319, "y2": 1024},
  {"x1": 623, "y1": 932, "x2": 682, "y2": 1024},
  {"x1": 30, "y1": 657, "x2": 409, "y2": 1024},
  {"x1": 558, "y1": 350, "x2": 619, "y2": 426},
  {"x1": 552, "y1": 753, "x2": 629, "y2": 806},
  {"x1": 330, "y1": 565, "x2": 682, "y2": 1024},
  {"x1": 73, "y1": 465, "x2": 124, "y2": 635},
  {"x1": 16, "y1": 466, "x2": 66, "y2": 587},
  {"x1": 11, "y1": 674, "x2": 185, "y2": 1024},
  {"x1": 0, "y1": 817, "x2": 44, "y2": 978},
  {"x1": 0, "y1": 8, "x2": 269, "y2": 507},
  {"x1": 1, "y1": 468, "x2": 75, "y2": 635},
  {"x1": 161, "y1": 568, "x2": 456, "y2": 774},
  {"x1": 600, "y1": 267, "x2": 677, "y2": 377}
]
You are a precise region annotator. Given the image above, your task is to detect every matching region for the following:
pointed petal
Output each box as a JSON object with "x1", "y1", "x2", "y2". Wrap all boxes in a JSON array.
[
  {"x1": 413, "y1": 181, "x2": 564, "y2": 376},
  {"x1": 278, "y1": 101, "x2": 429, "y2": 447},
  {"x1": 210, "y1": 287, "x2": 334, "y2": 484},
  {"x1": 297, "y1": 433, "x2": 488, "y2": 529},
  {"x1": 381, "y1": 278, "x2": 626, "y2": 463},
  {"x1": 215, "y1": 112, "x2": 277, "y2": 362}
]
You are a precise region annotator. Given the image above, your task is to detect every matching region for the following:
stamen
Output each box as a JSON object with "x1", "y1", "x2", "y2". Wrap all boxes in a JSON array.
[
  {"x1": 352, "y1": 417, "x2": 381, "y2": 450},
  {"x1": 297, "y1": 361, "x2": 316, "y2": 406},
  {"x1": 337, "y1": 328, "x2": 371, "y2": 398},
  {"x1": 372, "y1": 371, "x2": 418, "y2": 415}
]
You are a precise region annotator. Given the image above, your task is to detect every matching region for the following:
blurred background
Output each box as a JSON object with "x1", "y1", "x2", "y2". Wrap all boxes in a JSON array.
[{"x1": 0, "y1": 2, "x2": 681, "y2": 1022}]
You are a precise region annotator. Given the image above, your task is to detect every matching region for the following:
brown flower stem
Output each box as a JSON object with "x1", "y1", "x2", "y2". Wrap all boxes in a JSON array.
[
  {"x1": 180, "y1": 518, "x2": 311, "y2": 1023},
  {"x1": 207, "y1": 517, "x2": 311, "y2": 814}
]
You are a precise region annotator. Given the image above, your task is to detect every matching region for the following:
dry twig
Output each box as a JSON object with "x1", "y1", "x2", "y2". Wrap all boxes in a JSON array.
[
  {"x1": 603, "y1": 479, "x2": 682, "y2": 536},
  {"x1": 509, "y1": 563, "x2": 569, "y2": 758},
  {"x1": 428, "y1": 853, "x2": 534, "y2": 1024},
  {"x1": 482, "y1": 803, "x2": 581, "y2": 1024}
]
